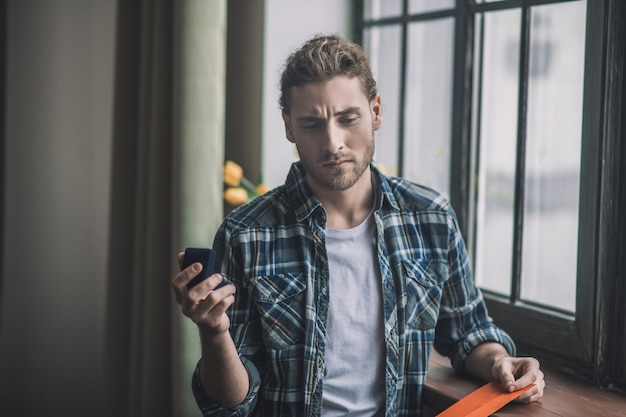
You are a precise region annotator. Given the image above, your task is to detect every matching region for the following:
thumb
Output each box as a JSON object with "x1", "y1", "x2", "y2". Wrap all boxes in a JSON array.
[{"x1": 496, "y1": 368, "x2": 518, "y2": 392}]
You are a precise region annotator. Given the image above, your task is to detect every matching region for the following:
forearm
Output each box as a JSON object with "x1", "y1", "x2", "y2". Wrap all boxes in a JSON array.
[
  {"x1": 464, "y1": 342, "x2": 510, "y2": 382},
  {"x1": 199, "y1": 330, "x2": 250, "y2": 408}
]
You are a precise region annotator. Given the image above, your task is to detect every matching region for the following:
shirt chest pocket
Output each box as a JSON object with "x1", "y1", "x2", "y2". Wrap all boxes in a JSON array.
[
  {"x1": 249, "y1": 273, "x2": 307, "y2": 349},
  {"x1": 403, "y1": 259, "x2": 448, "y2": 330}
]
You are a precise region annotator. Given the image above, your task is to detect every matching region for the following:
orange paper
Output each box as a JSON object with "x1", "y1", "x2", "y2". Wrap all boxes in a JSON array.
[{"x1": 435, "y1": 381, "x2": 535, "y2": 417}]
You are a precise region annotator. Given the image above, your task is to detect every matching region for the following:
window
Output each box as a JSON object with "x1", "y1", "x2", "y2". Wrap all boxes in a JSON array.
[{"x1": 359, "y1": 0, "x2": 626, "y2": 391}]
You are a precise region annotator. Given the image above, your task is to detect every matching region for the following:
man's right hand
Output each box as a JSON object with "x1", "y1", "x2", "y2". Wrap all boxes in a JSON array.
[{"x1": 172, "y1": 251, "x2": 237, "y2": 335}]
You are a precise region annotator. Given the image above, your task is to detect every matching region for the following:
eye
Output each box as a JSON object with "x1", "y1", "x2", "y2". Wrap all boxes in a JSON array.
[
  {"x1": 340, "y1": 116, "x2": 358, "y2": 125},
  {"x1": 302, "y1": 121, "x2": 322, "y2": 130}
]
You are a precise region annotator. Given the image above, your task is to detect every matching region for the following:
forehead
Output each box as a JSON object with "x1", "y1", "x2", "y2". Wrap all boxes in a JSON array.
[{"x1": 287, "y1": 76, "x2": 369, "y2": 115}]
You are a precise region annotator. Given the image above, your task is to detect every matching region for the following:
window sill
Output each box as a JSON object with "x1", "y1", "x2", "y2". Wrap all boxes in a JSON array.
[{"x1": 424, "y1": 351, "x2": 626, "y2": 416}]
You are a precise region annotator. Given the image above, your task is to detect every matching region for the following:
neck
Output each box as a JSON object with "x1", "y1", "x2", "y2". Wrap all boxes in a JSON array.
[{"x1": 318, "y1": 169, "x2": 376, "y2": 230}]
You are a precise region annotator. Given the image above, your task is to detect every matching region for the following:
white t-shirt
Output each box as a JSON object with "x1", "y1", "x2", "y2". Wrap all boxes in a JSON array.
[{"x1": 321, "y1": 212, "x2": 386, "y2": 416}]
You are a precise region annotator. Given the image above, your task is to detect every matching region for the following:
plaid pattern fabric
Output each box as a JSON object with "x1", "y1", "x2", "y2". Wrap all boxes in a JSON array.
[{"x1": 192, "y1": 162, "x2": 515, "y2": 417}]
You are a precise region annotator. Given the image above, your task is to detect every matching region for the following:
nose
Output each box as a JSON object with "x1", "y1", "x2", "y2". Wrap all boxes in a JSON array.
[{"x1": 323, "y1": 120, "x2": 344, "y2": 154}]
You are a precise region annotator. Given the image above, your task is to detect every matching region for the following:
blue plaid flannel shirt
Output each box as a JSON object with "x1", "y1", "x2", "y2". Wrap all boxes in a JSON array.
[{"x1": 191, "y1": 161, "x2": 515, "y2": 416}]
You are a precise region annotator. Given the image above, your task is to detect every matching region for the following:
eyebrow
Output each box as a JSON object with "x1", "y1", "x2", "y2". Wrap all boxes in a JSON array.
[
  {"x1": 335, "y1": 106, "x2": 361, "y2": 116},
  {"x1": 296, "y1": 107, "x2": 362, "y2": 122}
]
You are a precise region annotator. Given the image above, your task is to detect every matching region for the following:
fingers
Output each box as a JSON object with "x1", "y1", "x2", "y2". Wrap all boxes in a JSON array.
[
  {"x1": 171, "y1": 255, "x2": 236, "y2": 333},
  {"x1": 177, "y1": 251, "x2": 185, "y2": 268},
  {"x1": 181, "y1": 284, "x2": 237, "y2": 333},
  {"x1": 171, "y1": 261, "x2": 200, "y2": 303},
  {"x1": 494, "y1": 357, "x2": 545, "y2": 403},
  {"x1": 515, "y1": 377, "x2": 545, "y2": 403},
  {"x1": 172, "y1": 260, "x2": 224, "y2": 301}
]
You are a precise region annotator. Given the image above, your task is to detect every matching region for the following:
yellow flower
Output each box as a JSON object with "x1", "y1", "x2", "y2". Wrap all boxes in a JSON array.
[
  {"x1": 224, "y1": 187, "x2": 248, "y2": 206},
  {"x1": 223, "y1": 160, "x2": 244, "y2": 187},
  {"x1": 223, "y1": 160, "x2": 272, "y2": 206},
  {"x1": 256, "y1": 183, "x2": 270, "y2": 196}
]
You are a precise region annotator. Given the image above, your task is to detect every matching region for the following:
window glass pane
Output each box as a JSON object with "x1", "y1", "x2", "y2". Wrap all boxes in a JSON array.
[
  {"x1": 363, "y1": 26, "x2": 402, "y2": 176},
  {"x1": 363, "y1": 0, "x2": 403, "y2": 20},
  {"x1": 474, "y1": 10, "x2": 521, "y2": 296},
  {"x1": 404, "y1": 18, "x2": 454, "y2": 197},
  {"x1": 521, "y1": 1, "x2": 586, "y2": 313},
  {"x1": 408, "y1": 0, "x2": 454, "y2": 14}
]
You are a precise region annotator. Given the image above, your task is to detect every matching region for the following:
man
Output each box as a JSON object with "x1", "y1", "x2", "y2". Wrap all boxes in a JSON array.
[{"x1": 172, "y1": 34, "x2": 545, "y2": 416}]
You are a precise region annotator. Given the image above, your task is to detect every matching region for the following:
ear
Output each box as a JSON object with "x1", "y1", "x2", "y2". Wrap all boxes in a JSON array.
[
  {"x1": 371, "y1": 95, "x2": 383, "y2": 131},
  {"x1": 282, "y1": 112, "x2": 295, "y2": 143}
]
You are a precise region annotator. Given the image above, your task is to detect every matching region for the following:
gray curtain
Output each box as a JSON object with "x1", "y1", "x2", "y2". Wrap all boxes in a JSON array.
[{"x1": 104, "y1": 1, "x2": 226, "y2": 416}]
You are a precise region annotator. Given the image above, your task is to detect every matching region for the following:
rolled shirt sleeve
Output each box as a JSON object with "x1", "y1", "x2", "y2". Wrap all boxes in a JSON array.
[
  {"x1": 191, "y1": 355, "x2": 261, "y2": 417},
  {"x1": 433, "y1": 206, "x2": 517, "y2": 374}
]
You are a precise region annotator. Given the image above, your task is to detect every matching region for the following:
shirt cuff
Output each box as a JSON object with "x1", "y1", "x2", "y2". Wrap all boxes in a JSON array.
[
  {"x1": 450, "y1": 326, "x2": 517, "y2": 375},
  {"x1": 191, "y1": 355, "x2": 261, "y2": 416}
]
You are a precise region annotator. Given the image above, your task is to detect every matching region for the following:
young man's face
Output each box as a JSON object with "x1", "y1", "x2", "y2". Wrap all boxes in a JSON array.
[{"x1": 282, "y1": 75, "x2": 382, "y2": 193}]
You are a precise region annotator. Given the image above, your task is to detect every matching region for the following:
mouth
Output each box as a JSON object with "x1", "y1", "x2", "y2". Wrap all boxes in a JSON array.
[
  {"x1": 322, "y1": 157, "x2": 350, "y2": 168},
  {"x1": 323, "y1": 161, "x2": 349, "y2": 171}
]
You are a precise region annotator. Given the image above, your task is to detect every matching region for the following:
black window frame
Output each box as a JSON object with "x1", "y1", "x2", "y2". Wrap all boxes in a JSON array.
[
  {"x1": 0, "y1": 0, "x2": 5, "y2": 317},
  {"x1": 357, "y1": 0, "x2": 626, "y2": 391}
]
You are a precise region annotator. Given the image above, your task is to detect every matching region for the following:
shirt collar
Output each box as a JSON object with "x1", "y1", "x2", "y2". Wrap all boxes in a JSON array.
[{"x1": 284, "y1": 161, "x2": 400, "y2": 223}]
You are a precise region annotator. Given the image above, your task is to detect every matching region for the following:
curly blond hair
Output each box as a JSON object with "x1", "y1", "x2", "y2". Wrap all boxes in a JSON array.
[{"x1": 279, "y1": 34, "x2": 378, "y2": 113}]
